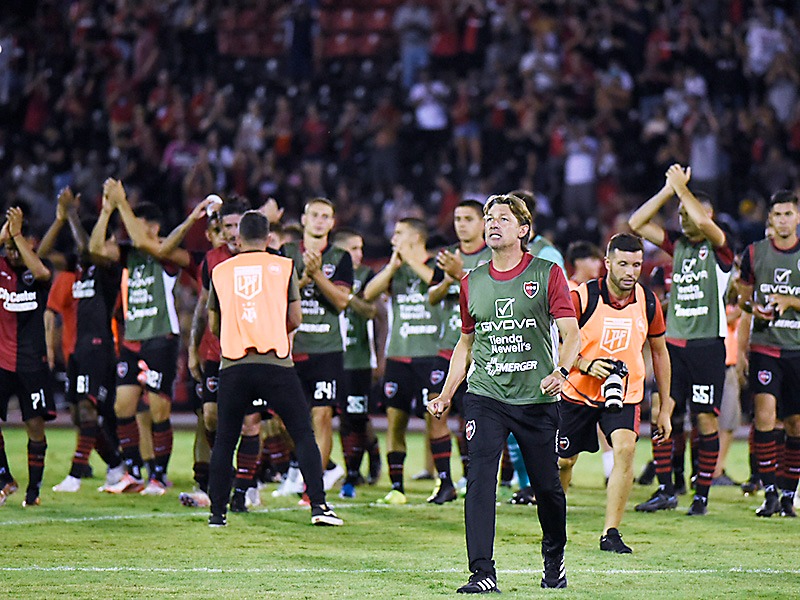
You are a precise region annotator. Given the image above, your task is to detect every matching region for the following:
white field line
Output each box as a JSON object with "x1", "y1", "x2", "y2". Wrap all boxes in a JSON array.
[
  {"x1": 0, "y1": 500, "x2": 468, "y2": 527},
  {"x1": 2, "y1": 505, "x2": 799, "y2": 577},
  {"x1": 0, "y1": 566, "x2": 799, "y2": 575}
]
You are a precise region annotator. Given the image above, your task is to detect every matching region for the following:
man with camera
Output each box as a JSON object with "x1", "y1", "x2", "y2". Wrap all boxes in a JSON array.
[{"x1": 557, "y1": 233, "x2": 672, "y2": 554}]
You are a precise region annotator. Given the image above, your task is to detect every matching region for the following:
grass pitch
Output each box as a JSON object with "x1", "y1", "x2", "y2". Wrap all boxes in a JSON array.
[{"x1": 0, "y1": 424, "x2": 798, "y2": 599}]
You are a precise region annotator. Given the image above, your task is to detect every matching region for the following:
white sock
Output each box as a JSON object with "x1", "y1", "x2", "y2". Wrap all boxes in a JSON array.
[{"x1": 602, "y1": 450, "x2": 615, "y2": 479}]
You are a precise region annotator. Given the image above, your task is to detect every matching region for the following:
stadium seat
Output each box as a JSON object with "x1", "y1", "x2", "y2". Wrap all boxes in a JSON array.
[
  {"x1": 241, "y1": 30, "x2": 261, "y2": 58},
  {"x1": 363, "y1": 8, "x2": 393, "y2": 33},
  {"x1": 217, "y1": 31, "x2": 234, "y2": 56},
  {"x1": 322, "y1": 33, "x2": 357, "y2": 59},
  {"x1": 236, "y1": 9, "x2": 260, "y2": 30},
  {"x1": 356, "y1": 33, "x2": 388, "y2": 58},
  {"x1": 328, "y1": 8, "x2": 360, "y2": 33},
  {"x1": 261, "y1": 28, "x2": 286, "y2": 58},
  {"x1": 218, "y1": 9, "x2": 237, "y2": 32}
]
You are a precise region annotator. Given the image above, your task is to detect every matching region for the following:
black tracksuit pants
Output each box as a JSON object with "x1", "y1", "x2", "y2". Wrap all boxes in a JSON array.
[
  {"x1": 462, "y1": 393, "x2": 567, "y2": 575},
  {"x1": 209, "y1": 362, "x2": 325, "y2": 516}
]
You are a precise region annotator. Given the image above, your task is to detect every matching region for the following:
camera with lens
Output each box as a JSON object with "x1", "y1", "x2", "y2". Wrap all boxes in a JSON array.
[{"x1": 600, "y1": 359, "x2": 628, "y2": 413}]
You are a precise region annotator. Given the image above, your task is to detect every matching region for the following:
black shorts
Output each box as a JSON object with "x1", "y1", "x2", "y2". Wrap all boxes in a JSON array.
[
  {"x1": 556, "y1": 399, "x2": 641, "y2": 459},
  {"x1": 341, "y1": 368, "x2": 372, "y2": 417},
  {"x1": 66, "y1": 339, "x2": 116, "y2": 410},
  {"x1": 668, "y1": 339, "x2": 726, "y2": 416},
  {"x1": 294, "y1": 352, "x2": 343, "y2": 408},
  {"x1": 383, "y1": 357, "x2": 446, "y2": 418},
  {"x1": 116, "y1": 336, "x2": 179, "y2": 396},
  {"x1": 0, "y1": 367, "x2": 56, "y2": 422},
  {"x1": 749, "y1": 351, "x2": 800, "y2": 419},
  {"x1": 201, "y1": 361, "x2": 220, "y2": 405}
]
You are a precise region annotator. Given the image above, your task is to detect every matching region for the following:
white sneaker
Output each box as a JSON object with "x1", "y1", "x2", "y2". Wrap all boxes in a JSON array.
[
  {"x1": 103, "y1": 473, "x2": 145, "y2": 494},
  {"x1": 53, "y1": 475, "x2": 81, "y2": 493},
  {"x1": 140, "y1": 479, "x2": 167, "y2": 496},
  {"x1": 272, "y1": 466, "x2": 304, "y2": 497},
  {"x1": 323, "y1": 464, "x2": 345, "y2": 491},
  {"x1": 104, "y1": 464, "x2": 126, "y2": 487},
  {"x1": 245, "y1": 487, "x2": 261, "y2": 508},
  {"x1": 179, "y1": 489, "x2": 210, "y2": 508}
]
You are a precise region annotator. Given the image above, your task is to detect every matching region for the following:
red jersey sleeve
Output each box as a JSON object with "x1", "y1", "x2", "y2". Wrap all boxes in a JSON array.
[
  {"x1": 570, "y1": 289, "x2": 582, "y2": 320},
  {"x1": 648, "y1": 294, "x2": 667, "y2": 336},
  {"x1": 460, "y1": 275, "x2": 475, "y2": 334},
  {"x1": 547, "y1": 265, "x2": 576, "y2": 320},
  {"x1": 46, "y1": 271, "x2": 73, "y2": 315}
]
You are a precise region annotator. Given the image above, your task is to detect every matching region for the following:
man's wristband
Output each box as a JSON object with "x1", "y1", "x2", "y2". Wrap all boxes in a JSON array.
[
  {"x1": 555, "y1": 366, "x2": 569, "y2": 379},
  {"x1": 742, "y1": 301, "x2": 753, "y2": 314}
]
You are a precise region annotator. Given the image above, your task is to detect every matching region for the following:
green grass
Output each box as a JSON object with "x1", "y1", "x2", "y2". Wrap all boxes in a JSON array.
[{"x1": 0, "y1": 425, "x2": 798, "y2": 599}]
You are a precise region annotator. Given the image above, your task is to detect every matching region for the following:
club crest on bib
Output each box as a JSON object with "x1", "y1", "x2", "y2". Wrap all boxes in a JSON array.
[
  {"x1": 430, "y1": 370, "x2": 445, "y2": 385},
  {"x1": 465, "y1": 419, "x2": 476, "y2": 441},
  {"x1": 22, "y1": 270, "x2": 35, "y2": 286},
  {"x1": 322, "y1": 263, "x2": 336, "y2": 279},
  {"x1": 758, "y1": 370, "x2": 772, "y2": 385},
  {"x1": 206, "y1": 376, "x2": 219, "y2": 393},
  {"x1": 698, "y1": 246, "x2": 708, "y2": 260},
  {"x1": 523, "y1": 281, "x2": 539, "y2": 299},
  {"x1": 117, "y1": 361, "x2": 128, "y2": 379},
  {"x1": 234, "y1": 265, "x2": 262, "y2": 300},
  {"x1": 384, "y1": 381, "x2": 398, "y2": 398}
]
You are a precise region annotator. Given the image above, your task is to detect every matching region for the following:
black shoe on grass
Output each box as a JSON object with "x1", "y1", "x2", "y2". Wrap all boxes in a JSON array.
[
  {"x1": 456, "y1": 572, "x2": 500, "y2": 594},
  {"x1": 208, "y1": 513, "x2": 227, "y2": 527},
  {"x1": 780, "y1": 495, "x2": 797, "y2": 518},
  {"x1": 686, "y1": 496, "x2": 708, "y2": 516},
  {"x1": 635, "y1": 490, "x2": 678, "y2": 512},
  {"x1": 600, "y1": 528, "x2": 632, "y2": 554},
  {"x1": 541, "y1": 553, "x2": 567, "y2": 588},
  {"x1": 756, "y1": 492, "x2": 781, "y2": 517},
  {"x1": 229, "y1": 491, "x2": 248, "y2": 513}
]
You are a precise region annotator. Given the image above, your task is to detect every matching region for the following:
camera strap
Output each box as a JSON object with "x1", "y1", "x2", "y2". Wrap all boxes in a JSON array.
[{"x1": 579, "y1": 279, "x2": 658, "y2": 327}]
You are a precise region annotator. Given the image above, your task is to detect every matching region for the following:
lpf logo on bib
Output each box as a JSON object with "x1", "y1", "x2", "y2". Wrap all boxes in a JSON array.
[
  {"x1": 234, "y1": 265, "x2": 262, "y2": 300},
  {"x1": 600, "y1": 317, "x2": 632, "y2": 353}
]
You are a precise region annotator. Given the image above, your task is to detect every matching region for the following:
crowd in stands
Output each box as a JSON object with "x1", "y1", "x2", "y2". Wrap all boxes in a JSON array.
[{"x1": 0, "y1": 0, "x2": 799, "y2": 259}]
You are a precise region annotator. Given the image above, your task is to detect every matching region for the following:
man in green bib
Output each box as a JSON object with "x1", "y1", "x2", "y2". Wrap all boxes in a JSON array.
[
  {"x1": 429, "y1": 194, "x2": 580, "y2": 592},
  {"x1": 629, "y1": 164, "x2": 734, "y2": 516},
  {"x1": 332, "y1": 228, "x2": 385, "y2": 498},
  {"x1": 89, "y1": 179, "x2": 213, "y2": 495},
  {"x1": 737, "y1": 190, "x2": 800, "y2": 517},
  {"x1": 364, "y1": 217, "x2": 445, "y2": 505},
  {"x1": 428, "y1": 200, "x2": 491, "y2": 498},
  {"x1": 281, "y1": 198, "x2": 353, "y2": 491}
]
